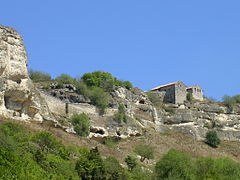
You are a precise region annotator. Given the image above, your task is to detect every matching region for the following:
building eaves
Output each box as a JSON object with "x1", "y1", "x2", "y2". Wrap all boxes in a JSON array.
[{"x1": 150, "y1": 81, "x2": 180, "y2": 91}]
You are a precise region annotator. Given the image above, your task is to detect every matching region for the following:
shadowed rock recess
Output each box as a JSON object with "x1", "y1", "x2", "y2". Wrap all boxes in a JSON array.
[{"x1": 0, "y1": 25, "x2": 53, "y2": 122}]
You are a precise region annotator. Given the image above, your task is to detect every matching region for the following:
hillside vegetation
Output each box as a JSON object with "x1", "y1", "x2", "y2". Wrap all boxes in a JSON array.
[{"x1": 1, "y1": 121, "x2": 240, "y2": 179}]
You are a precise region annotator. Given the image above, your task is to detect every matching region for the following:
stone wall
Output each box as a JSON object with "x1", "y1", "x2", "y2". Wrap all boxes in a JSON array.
[
  {"x1": 157, "y1": 85, "x2": 176, "y2": 104},
  {"x1": 174, "y1": 81, "x2": 187, "y2": 104},
  {"x1": 152, "y1": 81, "x2": 187, "y2": 104},
  {"x1": 42, "y1": 93, "x2": 97, "y2": 116}
]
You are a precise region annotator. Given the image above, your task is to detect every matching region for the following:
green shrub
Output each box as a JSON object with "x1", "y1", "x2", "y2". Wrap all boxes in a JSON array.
[
  {"x1": 81, "y1": 71, "x2": 133, "y2": 90},
  {"x1": 164, "y1": 107, "x2": 175, "y2": 114},
  {"x1": 187, "y1": 92, "x2": 193, "y2": 102},
  {"x1": 29, "y1": 69, "x2": 51, "y2": 82},
  {"x1": 196, "y1": 157, "x2": 240, "y2": 180},
  {"x1": 0, "y1": 122, "x2": 30, "y2": 150},
  {"x1": 75, "y1": 147, "x2": 105, "y2": 180},
  {"x1": 89, "y1": 87, "x2": 109, "y2": 114},
  {"x1": 129, "y1": 165, "x2": 153, "y2": 180},
  {"x1": 55, "y1": 74, "x2": 77, "y2": 88},
  {"x1": 205, "y1": 131, "x2": 220, "y2": 148},
  {"x1": 104, "y1": 157, "x2": 127, "y2": 180},
  {"x1": 0, "y1": 122, "x2": 29, "y2": 139},
  {"x1": 31, "y1": 131, "x2": 68, "y2": 159},
  {"x1": 71, "y1": 113, "x2": 90, "y2": 137},
  {"x1": 37, "y1": 153, "x2": 78, "y2": 179},
  {"x1": 115, "y1": 80, "x2": 133, "y2": 90},
  {"x1": 125, "y1": 155, "x2": 137, "y2": 171},
  {"x1": 122, "y1": 80, "x2": 133, "y2": 89},
  {"x1": 134, "y1": 143, "x2": 154, "y2": 162},
  {"x1": 0, "y1": 146, "x2": 23, "y2": 179},
  {"x1": 75, "y1": 80, "x2": 91, "y2": 98},
  {"x1": 155, "y1": 149, "x2": 195, "y2": 180},
  {"x1": 114, "y1": 104, "x2": 128, "y2": 123},
  {"x1": 222, "y1": 94, "x2": 240, "y2": 112},
  {"x1": 82, "y1": 71, "x2": 115, "y2": 88},
  {"x1": 223, "y1": 95, "x2": 240, "y2": 111},
  {"x1": 223, "y1": 95, "x2": 236, "y2": 112}
]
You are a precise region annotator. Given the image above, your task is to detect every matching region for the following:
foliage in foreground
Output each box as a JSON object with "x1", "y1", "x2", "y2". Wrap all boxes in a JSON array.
[
  {"x1": 155, "y1": 149, "x2": 195, "y2": 180},
  {"x1": 0, "y1": 122, "x2": 240, "y2": 180},
  {"x1": 155, "y1": 149, "x2": 240, "y2": 180},
  {"x1": 0, "y1": 122, "x2": 149, "y2": 180}
]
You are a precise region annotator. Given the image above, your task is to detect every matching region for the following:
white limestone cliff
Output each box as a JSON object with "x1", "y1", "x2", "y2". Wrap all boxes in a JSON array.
[{"x1": 0, "y1": 25, "x2": 53, "y2": 122}]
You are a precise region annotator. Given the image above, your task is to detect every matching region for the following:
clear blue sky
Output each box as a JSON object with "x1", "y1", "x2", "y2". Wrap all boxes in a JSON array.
[{"x1": 1, "y1": 1, "x2": 239, "y2": 100}]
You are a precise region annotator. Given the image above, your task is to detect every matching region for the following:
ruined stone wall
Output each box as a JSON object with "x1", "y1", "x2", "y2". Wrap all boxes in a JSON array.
[{"x1": 42, "y1": 93, "x2": 97, "y2": 116}]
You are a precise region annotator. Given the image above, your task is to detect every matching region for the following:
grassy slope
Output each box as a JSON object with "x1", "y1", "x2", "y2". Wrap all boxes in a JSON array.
[{"x1": 23, "y1": 120, "x2": 240, "y2": 166}]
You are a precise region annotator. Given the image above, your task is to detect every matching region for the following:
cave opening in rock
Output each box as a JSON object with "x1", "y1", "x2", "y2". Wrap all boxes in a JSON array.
[
  {"x1": 4, "y1": 96, "x2": 10, "y2": 109},
  {"x1": 90, "y1": 127, "x2": 105, "y2": 135},
  {"x1": 116, "y1": 131, "x2": 121, "y2": 136}
]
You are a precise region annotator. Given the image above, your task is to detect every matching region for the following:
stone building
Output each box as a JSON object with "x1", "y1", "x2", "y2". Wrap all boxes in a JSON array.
[
  {"x1": 186, "y1": 85, "x2": 204, "y2": 101},
  {"x1": 150, "y1": 81, "x2": 203, "y2": 104},
  {"x1": 150, "y1": 81, "x2": 187, "y2": 104}
]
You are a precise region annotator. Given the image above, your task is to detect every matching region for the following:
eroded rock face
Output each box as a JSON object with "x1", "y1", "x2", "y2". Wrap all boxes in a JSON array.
[
  {"x1": 0, "y1": 25, "x2": 53, "y2": 122},
  {"x1": 161, "y1": 102, "x2": 240, "y2": 141}
]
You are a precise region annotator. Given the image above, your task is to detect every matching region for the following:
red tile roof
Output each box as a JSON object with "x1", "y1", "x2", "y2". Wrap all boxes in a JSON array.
[
  {"x1": 186, "y1": 85, "x2": 202, "y2": 90},
  {"x1": 150, "y1": 81, "x2": 180, "y2": 91},
  {"x1": 186, "y1": 86, "x2": 193, "y2": 90}
]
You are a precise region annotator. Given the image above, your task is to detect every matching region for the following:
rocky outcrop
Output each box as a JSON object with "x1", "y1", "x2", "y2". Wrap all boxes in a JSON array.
[
  {"x1": 42, "y1": 85, "x2": 161, "y2": 138},
  {"x1": 49, "y1": 90, "x2": 90, "y2": 104},
  {"x1": 39, "y1": 82, "x2": 91, "y2": 104},
  {"x1": 160, "y1": 102, "x2": 240, "y2": 141},
  {"x1": 0, "y1": 25, "x2": 53, "y2": 122}
]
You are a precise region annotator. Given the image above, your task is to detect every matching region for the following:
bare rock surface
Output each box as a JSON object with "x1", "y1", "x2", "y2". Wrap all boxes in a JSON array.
[
  {"x1": 0, "y1": 25, "x2": 53, "y2": 122},
  {"x1": 160, "y1": 102, "x2": 240, "y2": 141}
]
